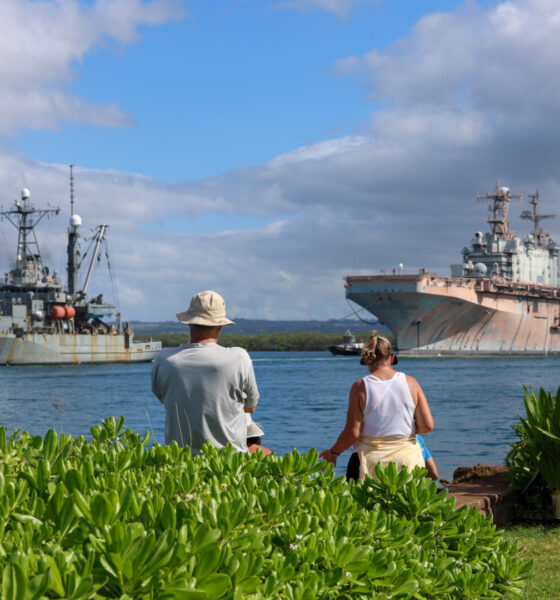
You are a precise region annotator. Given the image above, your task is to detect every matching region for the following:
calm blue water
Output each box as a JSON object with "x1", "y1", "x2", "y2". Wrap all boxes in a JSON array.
[{"x1": 0, "y1": 352, "x2": 558, "y2": 481}]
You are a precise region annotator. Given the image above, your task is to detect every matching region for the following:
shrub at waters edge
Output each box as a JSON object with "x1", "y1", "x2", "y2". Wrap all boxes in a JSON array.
[
  {"x1": 506, "y1": 386, "x2": 560, "y2": 520},
  {"x1": 0, "y1": 417, "x2": 530, "y2": 599}
]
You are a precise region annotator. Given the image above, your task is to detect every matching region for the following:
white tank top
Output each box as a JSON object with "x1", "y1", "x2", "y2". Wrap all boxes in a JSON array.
[{"x1": 361, "y1": 372, "x2": 416, "y2": 438}]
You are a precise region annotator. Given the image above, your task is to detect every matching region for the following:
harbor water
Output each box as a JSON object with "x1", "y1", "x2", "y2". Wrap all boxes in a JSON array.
[{"x1": 1, "y1": 352, "x2": 559, "y2": 481}]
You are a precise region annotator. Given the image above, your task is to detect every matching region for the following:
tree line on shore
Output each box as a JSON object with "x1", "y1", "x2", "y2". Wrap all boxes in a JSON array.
[{"x1": 137, "y1": 331, "x2": 395, "y2": 352}]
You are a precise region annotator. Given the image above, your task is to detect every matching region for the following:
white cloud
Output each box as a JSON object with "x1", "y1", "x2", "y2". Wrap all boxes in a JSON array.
[
  {"x1": 342, "y1": 0, "x2": 560, "y2": 116},
  {"x1": 275, "y1": 0, "x2": 369, "y2": 17},
  {"x1": 269, "y1": 136, "x2": 373, "y2": 166},
  {"x1": 117, "y1": 283, "x2": 147, "y2": 308},
  {"x1": 0, "y1": 92, "x2": 135, "y2": 133},
  {"x1": 0, "y1": 0, "x2": 185, "y2": 134}
]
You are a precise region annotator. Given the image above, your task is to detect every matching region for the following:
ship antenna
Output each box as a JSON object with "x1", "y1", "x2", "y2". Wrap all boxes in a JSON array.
[
  {"x1": 520, "y1": 189, "x2": 555, "y2": 245},
  {"x1": 69, "y1": 164, "x2": 75, "y2": 217},
  {"x1": 67, "y1": 164, "x2": 81, "y2": 298}
]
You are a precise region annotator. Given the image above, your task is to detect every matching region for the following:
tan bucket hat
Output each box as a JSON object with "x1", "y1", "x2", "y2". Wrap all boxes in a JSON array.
[{"x1": 176, "y1": 290, "x2": 235, "y2": 326}]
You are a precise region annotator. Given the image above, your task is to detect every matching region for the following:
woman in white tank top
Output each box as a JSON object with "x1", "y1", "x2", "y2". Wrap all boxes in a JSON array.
[{"x1": 320, "y1": 331, "x2": 434, "y2": 479}]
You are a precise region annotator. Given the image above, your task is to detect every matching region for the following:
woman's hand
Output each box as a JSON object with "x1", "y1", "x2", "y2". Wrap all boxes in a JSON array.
[{"x1": 319, "y1": 449, "x2": 338, "y2": 466}]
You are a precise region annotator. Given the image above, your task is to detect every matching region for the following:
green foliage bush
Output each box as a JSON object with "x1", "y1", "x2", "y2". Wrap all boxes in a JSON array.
[
  {"x1": 506, "y1": 386, "x2": 560, "y2": 519},
  {"x1": 505, "y1": 423, "x2": 551, "y2": 521},
  {"x1": 0, "y1": 417, "x2": 529, "y2": 599}
]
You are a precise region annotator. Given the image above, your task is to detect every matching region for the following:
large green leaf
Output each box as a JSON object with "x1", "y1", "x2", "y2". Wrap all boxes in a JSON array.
[
  {"x1": 91, "y1": 493, "x2": 114, "y2": 528},
  {"x1": 198, "y1": 573, "x2": 231, "y2": 598},
  {"x1": 2, "y1": 563, "x2": 26, "y2": 600},
  {"x1": 42, "y1": 429, "x2": 58, "y2": 462}
]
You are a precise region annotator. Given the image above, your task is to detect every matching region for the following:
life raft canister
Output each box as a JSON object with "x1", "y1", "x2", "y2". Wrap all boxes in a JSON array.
[
  {"x1": 49, "y1": 305, "x2": 76, "y2": 319},
  {"x1": 48, "y1": 305, "x2": 66, "y2": 319}
]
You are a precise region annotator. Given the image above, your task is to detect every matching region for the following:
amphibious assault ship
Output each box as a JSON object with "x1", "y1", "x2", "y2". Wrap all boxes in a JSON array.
[
  {"x1": 345, "y1": 184, "x2": 560, "y2": 355},
  {"x1": 0, "y1": 169, "x2": 162, "y2": 364}
]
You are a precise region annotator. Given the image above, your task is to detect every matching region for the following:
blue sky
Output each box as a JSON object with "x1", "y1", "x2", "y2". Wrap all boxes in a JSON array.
[
  {"x1": 12, "y1": 0, "x2": 465, "y2": 181},
  {"x1": 1, "y1": 0, "x2": 560, "y2": 321}
]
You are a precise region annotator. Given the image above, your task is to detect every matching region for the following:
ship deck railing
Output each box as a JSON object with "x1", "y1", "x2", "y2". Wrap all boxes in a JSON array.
[{"x1": 346, "y1": 273, "x2": 560, "y2": 300}]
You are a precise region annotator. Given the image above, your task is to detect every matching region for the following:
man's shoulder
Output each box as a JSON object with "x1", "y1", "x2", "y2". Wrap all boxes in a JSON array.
[
  {"x1": 158, "y1": 345, "x2": 185, "y2": 358},
  {"x1": 217, "y1": 345, "x2": 252, "y2": 361},
  {"x1": 154, "y1": 344, "x2": 252, "y2": 368},
  {"x1": 153, "y1": 345, "x2": 186, "y2": 365}
]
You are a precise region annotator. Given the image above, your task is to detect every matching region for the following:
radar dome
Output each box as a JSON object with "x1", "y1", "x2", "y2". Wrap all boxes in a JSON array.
[
  {"x1": 474, "y1": 263, "x2": 488, "y2": 277},
  {"x1": 21, "y1": 188, "x2": 30, "y2": 199},
  {"x1": 499, "y1": 186, "x2": 509, "y2": 196},
  {"x1": 70, "y1": 214, "x2": 82, "y2": 227}
]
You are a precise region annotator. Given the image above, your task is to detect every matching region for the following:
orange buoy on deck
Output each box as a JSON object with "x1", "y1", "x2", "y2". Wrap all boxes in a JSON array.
[
  {"x1": 48, "y1": 305, "x2": 66, "y2": 319},
  {"x1": 49, "y1": 305, "x2": 76, "y2": 319}
]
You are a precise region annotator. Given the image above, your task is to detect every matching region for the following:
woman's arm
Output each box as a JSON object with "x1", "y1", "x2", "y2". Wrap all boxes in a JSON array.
[
  {"x1": 319, "y1": 380, "x2": 365, "y2": 466},
  {"x1": 425, "y1": 457, "x2": 439, "y2": 481},
  {"x1": 407, "y1": 376, "x2": 434, "y2": 434}
]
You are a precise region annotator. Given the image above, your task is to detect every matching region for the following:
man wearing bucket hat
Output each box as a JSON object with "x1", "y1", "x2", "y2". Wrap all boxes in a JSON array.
[{"x1": 152, "y1": 290, "x2": 260, "y2": 454}]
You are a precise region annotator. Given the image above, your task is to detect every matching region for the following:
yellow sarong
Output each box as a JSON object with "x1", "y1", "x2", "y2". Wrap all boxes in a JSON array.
[{"x1": 356, "y1": 435, "x2": 424, "y2": 479}]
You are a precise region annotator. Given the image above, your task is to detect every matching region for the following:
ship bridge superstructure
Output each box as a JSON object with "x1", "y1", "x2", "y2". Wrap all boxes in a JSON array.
[{"x1": 451, "y1": 184, "x2": 559, "y2": 286}]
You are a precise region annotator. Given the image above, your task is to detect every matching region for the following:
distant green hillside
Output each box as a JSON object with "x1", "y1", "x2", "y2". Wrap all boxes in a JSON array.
[{"x1": 137, "y1": 330, "x2": 395, "y2": 351}]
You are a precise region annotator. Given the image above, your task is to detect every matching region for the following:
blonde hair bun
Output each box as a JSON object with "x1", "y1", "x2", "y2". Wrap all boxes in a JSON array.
[{"x1": 360, "y1": 330, "x2": 393, "y2": 367}]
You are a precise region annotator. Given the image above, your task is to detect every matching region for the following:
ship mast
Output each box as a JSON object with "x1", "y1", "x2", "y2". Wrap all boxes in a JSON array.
[
  {"x1": 520, "y1": 190, "x2": 555, "y2": 246},
  {"x1": 0, "y1": 189, "x2": 60, "y2": 286},
  {"x1": 477, "y1": 182, "x2": 521, "y2": 241},
  {"x1": 64, "y1": 166, "x2": 113, "y2": 304},
  {"x1": 67, "y1": 165, "x2": 81, "y2": 298}
]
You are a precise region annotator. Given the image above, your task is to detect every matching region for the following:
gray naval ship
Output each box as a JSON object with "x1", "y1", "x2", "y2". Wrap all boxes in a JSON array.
[
  {"x1": 345, "y1": 184, "x2": 560, "y2": 355},
  {"x1": 0, "y1": 170, "x2": 162, "y2": 365}
]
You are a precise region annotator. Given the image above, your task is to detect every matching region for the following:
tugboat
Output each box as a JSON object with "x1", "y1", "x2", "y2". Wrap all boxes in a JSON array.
[
  {"x1": 328, "y1": 330, "x2": 364, "y2": 356},
  {"x1": 0, "y1": 167, "x2": 162, "y2": 364}
]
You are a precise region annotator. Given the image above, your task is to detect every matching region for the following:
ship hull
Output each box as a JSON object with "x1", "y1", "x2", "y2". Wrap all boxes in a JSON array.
[
  {"x1": 0, "y1": 332, "x2": 160, "y2": 365},
  {"x1": 346, "y1": 275, "x2": 560, "y2": 355},
  {"x1": 329, "y1": 345, "x2": 363, "y2": 356}
]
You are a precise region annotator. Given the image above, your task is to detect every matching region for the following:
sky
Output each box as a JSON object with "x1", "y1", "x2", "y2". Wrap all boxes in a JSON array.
[{"x1": 1, "y1": 0, "x2": 560, "y2": 322}]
